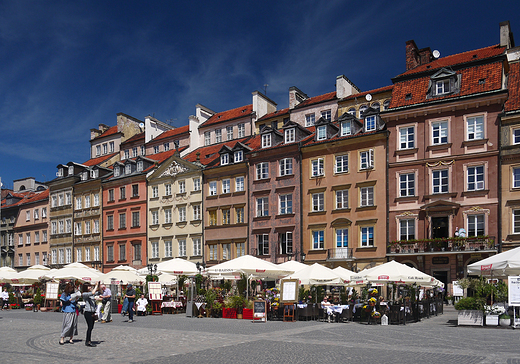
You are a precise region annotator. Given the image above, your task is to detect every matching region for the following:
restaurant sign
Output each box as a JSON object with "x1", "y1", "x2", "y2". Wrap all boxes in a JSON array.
[{"x1": 432, "y1": 257, "x2": 449, "y2": 265}]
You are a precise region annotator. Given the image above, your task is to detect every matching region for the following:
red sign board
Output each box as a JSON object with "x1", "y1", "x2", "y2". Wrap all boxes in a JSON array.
[
  {"x1": 378, "y1": 275, "x2": 390, "y2": 280},
  {"x1": 481, "y1": 264, "x2": 492, "y2": 271}
]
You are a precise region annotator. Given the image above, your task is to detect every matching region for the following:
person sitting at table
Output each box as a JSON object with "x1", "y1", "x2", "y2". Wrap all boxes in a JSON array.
[
  {"x1": 321, "y1": 296, "x2": 336, "y2": 322},
  {"x1": 136, "y1": 294, "x2": 148, "y2": 316}
]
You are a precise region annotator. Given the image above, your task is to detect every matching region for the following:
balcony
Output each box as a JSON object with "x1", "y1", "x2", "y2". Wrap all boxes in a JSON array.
[
  {"x1": 387, "y1": 236, "x2": 496, "y2": 255},
  {"x1": 327, "y1": 247, "x2": 354, "y2": 260}
]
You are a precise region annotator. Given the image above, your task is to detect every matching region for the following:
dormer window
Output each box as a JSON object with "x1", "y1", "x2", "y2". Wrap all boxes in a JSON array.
[
  {"x1": 428, "y1": 68, "x2": 460, "y2": 98},
  {"x1": 285, "y1": 128, "x2": 295, "y2": 143},
  {"x1": 57, "y1": 168, "x2": 63, "y2": 177},
  {"x1": 68, "y1": 166, "x2": 74, "y2": 176},
  {"x1": 341, "y1": 121, "x2": 351, "y2": 136},
  {"x1": 234, "y1": 150, "x2": 243, "y2": 163},
  {"x1": 435, "y1": 79, "x2": 450, "y2": 95},
  {"x1": 262, "y1": 134, "x2": 271, "y2": 148},
  {"x1": 317, "y1": 126, "x2": 327, "y2": 141},
  {"x1": 90, "y1": 169, "x2": 97, "y2": 179},
  {"x1": 81, "y1": 172, "x2": 88, "y2": 181},
  {"x1": 114, "y1": 166, "x2": 120, "y2": 177},
  {"x1": 221, "y1": 153, "x2": 229, "y2": 165},
  {"x1": 365, "y1": 116, "x2": 376, "y2": 132},
  {"x1": 137, "y1": 161, "x2": 143, "y2": 172},
  {"x1": 125, "y1": 164, "x2": 132, "y2": 174},
  {"x1": 348, "y1": 108, "x2": 356, "y2": 116}
]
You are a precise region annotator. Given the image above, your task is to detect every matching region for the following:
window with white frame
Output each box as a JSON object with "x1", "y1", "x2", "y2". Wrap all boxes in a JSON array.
[
  {"x1": 359, "y1": 105, "x2": 367, "y2": 117},
  {"x1": 336, "y1": 189, "x2": 349, "y2": 209},
  {"x1": 365, "y1": 116, "x2": 376, "y2": 132},
  {"x1": 360, "y1": 186, "x2": 374, "y2": 207},
  {"x1": 341, "y1": 121, "x2": 351, "y2": 136},
  {"x1": 165, "y1": 240, "x2": 173, "y2": 257},
  {"x1": 85, "y1": 221, "x2": 91, "y2": 234},
  {"x1": 74, "y1": 222, "x2": 82, "y2": 236},
  {"x1": 193, "y1": 205, "x2": 201, "y2": 220},
  {"x1": 348, "y1": 107, "x2": 356, "y2": 116},
  {"x1": 432, "y1": 121, "x2": 448, "y2": 144},
  {"x1": 94, "y1": 246, "x2": 100, "y2": 261},
  {"x1": 335, "y1": 155, "x2": 348, "y2": 173},
  {"x1": 222, "y1": 243, "x2": 231, "y2": 260},
  {"x1": 317, "y1": 125, "x2": 326, "y2": 141},
  {"x1": 26, "y1": 253, "x2": 31, "y2": 266},
  {"x1": 58, "y1": 248, "x2": 64, "y2": 264},
  {"x1": 153, "y1": 146, "x2": 160, "y2": 154},
  {"x1": 140, "y1": 145, "x2": 145, "y2": 156},
  {"x1": 467, "y1": 115, "x2": 484, "y2": 140},
  {"x1": 280, "y1": 232, "x2": 293, "y2": 254},
  {"x1": 59, "y1": 220, "x2": 64, "y2": 233},
  {"x1": 164, "y1": 209, "x2": 172, "y2": 224},
  {"x1": 125, "y1": 164, "x2": 132, "y2": 175},
  {"x1": 221, "y1": 153, "x2": 229, "y2": 165},
  {"x1": 399, "y1": 126, "x2": 415, "y2": 149},
  {"x1": 312, "y1": 230, "x2": 324, "y2": 250},
  {"x1": 96, "y1": 145, "x2": 101, "y2": 156},
  {"x1": 360, "y1": 226, "x2": 374, "y2": 247},
  {"x1": 51, "y1": 249, "x2": 57, "y2": 265},
  {"x1": 93, "y1": 194, "x2": 99, "y2": 207},
  {"x1": 435, "y1": 79, "x2": 450, "y2": 95},
  {"x1": 152, "y1": 186, "x2": 159, "y2": 198},
  {"x1": 236, "y1": 207, "x2": 244, "y2": 223},
  {"x1": 84, "y1": 247, "x2": 90, "y2": 262},
  {"x1": 236, "y1": 242, "x2": 245, "y2": 257},
  {"x1": 257, "y1": 197, "x2": 269, "y2": 217},
  {"x1": 262, "y1": 134, "x2": 271, "y2": 148},
  {"x1": 399, "y1": 173, "x2": 415, "y2": 197},
  {"x1": 120, "y1": 186, "x2": 126, "y2": 200},
  {"x1": 305, "y1": 114, "x2": 315, "y2": 127},
  {"x1": 42, "y1": 207, "x2": 47, "y2": 218},
  {"x1": 119, "y1": 213, "x2": 126, "y2": 229},
  {"x1": 178, "y1": 181, "x2": 185, "y2": 194},
  {"x1": 432, "y1": 169, "x2": 449, "y2": 194},
  {"x1": 209, "y1": 181, "x2": 217, "y2": 196},
  {"x1": 513, "y1": 210, "x2": 520, "y2": 234},
  {"x1": 234, "y1": 150, "x2": 243, "y2": 163},
  {"x1": 215, "y1": 129, "x2": 222, "y2": 143},
  {"x1": 65, "y1": 192, "x2": 71, "y2": 205},
  {"x1": 193, "y1": 238, "x2": 201, "y2": 256},
  {"x1": 35, "y1": 231, "x2": 40, "y2": 243},
  {"x1": 257, "y1": 234, "x2": 269, "y2": 255},
  {"x1": 311, "y1": 158, "x2": 324, "y2": 177},
  {"x1": 26, "y1": 233, "x2": 31, "y2": 245},
  {"x1": 235, "y1": 176, "x2": 244, "y2": 192},
  {"x1": 226, "y1": 126, "x2": 233, "y2": 140},
  {"x1": 76, "y1": 249, "x2": 82, "y2": 262},
  {"x1": 35, "y1": 252, "x2": 40, "y2": 265},
  {"x1": 221, "y1": 208, "x2": 230, "y2": 225},
  {"x1": 360, "y1": 149, "x2": 374, "y2": 169},
  {"x1": 514, "y1": 129, "x2": 520, "y2": 144},
  {"x1": 238, "y1": 123, "x2": 245, "y2": 138},
  {"x1": 85, "y1": 195, "x2": 90, "y2": 208},
  {"x1": 312, "y1": 192, "x2": 324, "y2": 212},
  {"x1": 321, "y1": 110, "x2": 331, "y2": 121},
  {"x1": 285, "y1": 128, "x2": 295, "y2": 143},
  {"x1": 93, "y1": 220, "x2": 100, "y2": 233},
  {"x1": 26, "y1": 211, "x2": 30, "y2": 221},
  {"x1": 204, "y1": 131, "x2": 211, "y2": 146},
  {"x1": 151, "y1": 241, "x2": 159, "y2": 259},
  {"x1": 52, "y1": 195, "x2": 57, "y2": 208},
  {"x1": 17, "y1": 234, "x2": 23, "y2": 246},
  {"x1": 279, "y1": 158, "x2": 293, "y2": 176},
  {"x1": 336, "y1": 229, "x2": 348, "y2": 248},
  {"x1": 179, "y1": 206, "x2": 186, "y2": 222},
  {"x1": 103, "y1": 144, "x2": 108, "y2": 155},
  {"x1": 279, "y1": 194, "x2": 293, "y2": 214},
  {"x1": 256, "y1": 162, "x2": 269, "y2": 180},
  {"x1": 178, "y1": 239, "x2": 186, "y2": 257},
  {"x1": 513, "y1": 167, "x2": 520, "y2": 188},
  {"x1": 66, "y1": 219, "x2": 72, "y2": 233},
  {"x1": 151, "y1": 210, "x2": 159, "y2": 225},
  {"x1": 209, "y1": 245, "x2": 217, "y2": 260},
  {"x1": 467, "y1": 165, "x2": 484, "y2": 191},
  {"x1": 165, "y1": 184, "x2": 172, "y2": 196},
  {"x1": 51, "y1": 221, "x2": 57, "y2": 235},
  {"x1": 400, "y1": 219, "x2": 415, "y2": 240},
  {"x1": 467, "y1": 214, "x2": 485, "y2": 237},
  {"x1": 193, "y1": 178, "x2": 201, "y2": 191},
  {"x1": 34, "y1": 209, "x2": 39, "y2": 220},
  {"x1": 222, "y1": 179, "x2": 230, "y2": 194}
]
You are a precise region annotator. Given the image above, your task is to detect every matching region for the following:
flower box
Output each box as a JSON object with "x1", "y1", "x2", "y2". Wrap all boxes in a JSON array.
[
  {"x1": 222, "y1": 308, "x2": 237, "y2": 319},
  {"x1": 242, "y1": 308, "x2": 253, "y2": 320},
  {"x1": 457, "y1": 310, "x2": 484, "y2": 326},
  {"x1": 485, "y1": 314, "x2": 499, "y2": 326}
]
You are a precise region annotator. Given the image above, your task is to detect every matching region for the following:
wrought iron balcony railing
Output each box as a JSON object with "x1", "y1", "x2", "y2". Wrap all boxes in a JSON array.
[{"x1": 387, "y1": 236, "x2": 496, "y2": 254}]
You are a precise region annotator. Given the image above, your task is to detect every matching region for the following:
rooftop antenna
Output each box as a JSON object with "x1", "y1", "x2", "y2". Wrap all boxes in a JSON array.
[{"x1": 264, "y1": 84, "x2": 269, "y2": 95}]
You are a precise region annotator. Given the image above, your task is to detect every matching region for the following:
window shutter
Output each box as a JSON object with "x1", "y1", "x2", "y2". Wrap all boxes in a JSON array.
[{"x1": 369, "y1": 149, "x2": 374, "y2": 167}]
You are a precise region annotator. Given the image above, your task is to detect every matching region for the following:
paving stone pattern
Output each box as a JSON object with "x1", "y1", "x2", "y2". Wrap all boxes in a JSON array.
[{"x1": 0, "y1": 307, "x2": 519, "y2": 364}]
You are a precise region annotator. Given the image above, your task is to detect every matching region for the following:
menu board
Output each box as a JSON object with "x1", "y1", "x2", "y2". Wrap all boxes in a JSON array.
[
  {"x1": 452, "y1": 281, "x2": 464, "y2": 297},
  {"x1": 253, "y1": 300, "x2": 267, "y2": 322},
  {"x1": 508, "y1": 276, "x2": 520, "y2": 306},
  {"x1": 45, "y1": 282, "x2": 59, "y2": 300},
  {"x1": 280, "y1": 279, "x2": 298, "y2": 303},
  {"x1": 148, "y1": 282, "x2": 163, "y2": 301}
]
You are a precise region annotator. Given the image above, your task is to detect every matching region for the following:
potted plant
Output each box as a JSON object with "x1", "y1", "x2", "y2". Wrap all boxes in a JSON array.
[
  {"x1": 204, "y1": 289, "x2": 218, "y2": 317},
  {"x1": 227, "y1": 295, "x2": 246, "y2": 319},
  {"x1": 499, "y1": 313, "x2": 511, "y2": 327},
  {"x1": 484, "y1": 304, "x2": 505, "y2": 326},
  {"x1": 454, "y1": 297, "x2": 485, "y2": 326},
  {"x1": 33, "y1": 288, "x2": 43, "y2": 310},
  {"x1": 445, "y1": 295, "x2": 453, "y2": 305}
]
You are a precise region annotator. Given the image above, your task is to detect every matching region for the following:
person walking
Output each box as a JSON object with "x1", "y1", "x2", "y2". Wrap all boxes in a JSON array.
[
  {"x1": 59, "y1": 283, "x2": 77, "y2": 345},
  {"x1": 82, "y1": 281, "x2": 102, "y2": 347},
  {"x1": 124, "y1": 284, "x2": 136, "y2": 323},
  {"x1": 100, "y1": 285, "x2": 112, "y2": 323}
]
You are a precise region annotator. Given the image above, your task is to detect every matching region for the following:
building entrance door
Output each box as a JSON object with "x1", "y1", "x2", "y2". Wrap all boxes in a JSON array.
[
  {"x1": 431, "y1": 217, "x2": 449, "y2": 239},
  {"x1": 432, "y1": 270, "x2": 448, "y2": 290}
]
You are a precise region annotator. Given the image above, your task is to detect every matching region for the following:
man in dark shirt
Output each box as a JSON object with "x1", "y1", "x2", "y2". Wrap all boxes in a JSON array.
[{"x1": 125, "y1": 284, "x2": 136, "y2": 323}]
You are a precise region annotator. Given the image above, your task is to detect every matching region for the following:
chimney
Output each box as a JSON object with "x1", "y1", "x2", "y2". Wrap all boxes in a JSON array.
[
  {"x1": 500, "y1": 21, "x2": 515, "y2": 49},
  {"x1": 252, "y1": 91, "x2": 277, "y2": 121},
  {"x1": 288, "y1": 86, "x2": 308, "y2": 109},
  {"x1": 99, "y1": 124, "x2": 110, "y2": 133},
  {"x1": 406, "y1": 40, "x2": 420, "y2": 71},
  {"x1": 336, "y1": 75, "x2": 360, "y2": 99},
  {"x1": 90, "y1": 128, "x2": 101, "y2": 140},
  {"x1": 419, "y1": 47, "x2": 433, "y2": 65}
]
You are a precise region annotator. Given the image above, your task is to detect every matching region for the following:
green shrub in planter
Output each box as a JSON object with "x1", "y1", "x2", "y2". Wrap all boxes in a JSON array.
[{"x1": 454, "y1": 297, "x2": 485, "y2": 311}]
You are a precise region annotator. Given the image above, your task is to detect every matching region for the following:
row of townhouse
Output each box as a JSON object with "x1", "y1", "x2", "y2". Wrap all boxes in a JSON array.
[{"x1": 2, "y1": 22, "x2": 520, "y2": 288}]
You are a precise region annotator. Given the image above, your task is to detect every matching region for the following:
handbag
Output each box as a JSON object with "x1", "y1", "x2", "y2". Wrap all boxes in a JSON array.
[{"x1": 121, "y1": 297, "x2": 129, "y2": 314}]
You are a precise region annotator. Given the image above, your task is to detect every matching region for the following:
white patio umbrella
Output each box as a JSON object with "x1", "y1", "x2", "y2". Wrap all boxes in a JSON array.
[
  {"x1": 332, "y1": 266, "x2": 356, "y2": 283},
  {"x1": 278, "y1": 260, "x2": 307, "y2": 273},
  {"x1": 467, "y1": 246, "x2": 520, "y2": 277},
  {"x1": 350, "y1": 260, "x2": 437, "y2": 286},
  {"x1": 206, "y1": 255, "x2": 293, "y2": 279},
  {"x1": 9, "y1": 264, "x2": 50, "y2": 285},
  {"x1": 0, "y1": 266, "x2": 18, "y2": 283},
  {"x1": 137, "y1": 258, "x2": 198, "y2": 276},
  {"x1": 157, "y1": 273, "x2": 178, "y2": 285},
  {"x1": 100, "y1": 265, "x2": 143, "y2": 285},
  {"x1": 42, "y1": 262, "x2": 103, "y2": 282},
  {"x1": 284, "y1": 263, "x2": 347, "y2": 286}
]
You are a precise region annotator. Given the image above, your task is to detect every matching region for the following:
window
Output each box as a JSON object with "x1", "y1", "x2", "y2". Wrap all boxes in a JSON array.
[
  {"x1": 124, "y1": 149, "x2": 130, "y2": 159},
  {"x1": 400, "y1": 219, "x2": 415, "y2": 240},
  {"x1": 178, "y1": 240, "x2": 186, "y2": 257},
  {"x1": 360, "y1": 150, "x2": 374, "y2": 169},
  {"x1": 204, "y1": 131, "x2": 211, "y2": 146},
  {"x1": 222, "y1": 243, "x2": 231, "y2": 260},
  {"x1": 151, "y1": 242, "x2": 159, "y2": 259},
  {"x1": 336, "y1": 229, "x2": 348, "y2": 247},
  {"x1": 432, "y1": 121, "x2": 448, "y2": 145},
  {"x1": 51, "y1": 221, "x2": 57, "y2": 235},
  {"x1": 59, "y1": 220, "x2": 64, "y2": 234},
  {"x1": 85, "y1": 195, "x2": 90, "y2": 208},
  {"x1": 215, "y1": 129, "x2": 222, "y2": 143},
  {"x1": 107, "y1": 215, "x2": 114, "y2": 230},
  {"x1": 133, "y1": 243, "x2": 141, "y2": 261},
  {"x1": 317, "y1": 125, "x2": 327, "y2": 141},
  {"x1": 93, "y1": 220, "x2": 99, "y2": 233},
  {"x1": 236, "y1": 207, "x2": 244, "y2": 224},
  {"x1": 514, "y1": 210, "x2": 520, "y2": 234},
  {"x1": 280, "y1": 232, "x2": 293, "y2": 254},
  {"x1": 84, "y1": 247, "x2": 90, "y2": 262},
  {"x1": 467, "y1": 166, "x2": 484, "y2": 191},
  {"x1": 26, "y1": 253, "x2": 31, "y2": 266},
  {"x1": 285, "y1": 128, "x2": 295, "y2": 143},
  {"x1": 467, "y1": 115, "x2": 484, "y2": 140},
  {"x1": 467, "y1": 215, "x2": 485, "y2": 237},
  {"x1": 209, "y1": 245, "x2": 217, "y2": 260},
  {"x1": 108, "y1": 189, "x2": 114, "y2": 202},
  {"x1": 226, "y1": 126, "x2": 233, "y2": 140},
  {"x1": 151, "y1": 211, "x2": 159, "y2": 225},
  {"x1": 34, "y1": 209, "x2": 39, "y2": 220},
  {"x1": 94, "y1": 246, "x2": 100, "y2": 261},
  {"x1": 193, "y1": 178, "x2": 201, "y2": 191},
  {"x1": 109, "y1": 141, "x2": 114, "y2": 153},
  {"x1": 361, "y1": 226, "x2": 374, "y2": 247},
  {"x1": 102, "y1": 144, "x2": 108, "y2": 155},
  {"x1": 435, "y1": 79, "x2": 450, "y2": 95},
  {"x1": 235, "y1": 176, "x2": 244, "y2": 192},
  {"x1": 164, "y1": 209, "x2": 172, "y2": 224},
  {"x1": 26, "y1": 211, "x2": 30, "y2": 221},
  {"x1": 383, "y1": 100, "x2": 390, "y2": 110},
  {"x1": 35, "y1": 231, "x2": 40, "y2": 243},
  {"x1": 279, "y1": 194, "x2": 293, "y2": 214},
  {"x1": 257, "y1": 197, "x2": 269, "y2": 217},
  {"x1": 132, "y1": 147, "x2": 138, "y2": 157},
  {"x1": 74, "y1": 222, "x2": 82, "y2": 236},
  {"x1": 279, "y1": 158, "x2": 293, "y2": 176},
  {"x1": 119, "y1": 244, "x2": 126, "y2": 261},
  {"x1": 93, "y1": 194, "x2": 99, "y2": 207},
  {"x1": 222, "y1": 179, "x2": 230, "y2": 194},
  {"x1": 347, "y1": 107, "x2": 356, "y2": 116},
  {"x1": 258, "y1": 234, "x2": 269, "y2": 255},
  {"x1": 312, "y1": 230, "x2": 324, "y2": 250},
  {"x1": 341, "y1": 121, "x2": 351, "y2": 136},
  {"x1": 513, "y1": 167, "x2": 520, "y2": 188},
  {"x1": 209, "y1": 181, "x2": 217, "y2": 196},
  {"x1": 193, "y1": 238, "x2": 201, "y2": 256},
  {"x1": 321, "y1": 110, "x2": 331, "y2": 121},
  {"x1": 221, "y1": 154, "x2": 229, "y2": 165},
  {"x1": 140, "y1": 145, "x2": 145, "y2": 156},
  {"x1": 42, "y1": 207, "x2": 47, "y2": 218},
  {"x1": 311, "y1": 158, "x2": 324, "y2": 177},
  {"x1": 432, "y1": 169, "x2": 449, "y2": 194},
  {"x1": 193, "y1": 205, "x2": 201, "y2": 220},
  {"x1": 312, "y1": 192, "x2": 324, "y2": 212},
  {"x1": 238, "y1": 123, "x2": 245, "y2": 138},
  {"x1": 335, "y1": 155, "x2": 348, "y2": 173},
  {"x1": 26, "y1": 233, "x2": 31, "y2": 245},
  {"x1": 262, "y1": 134, "x2": 271, "y2": 148},
  {"x1": 236, "y1": 242, "x2": 245, "y2": 257},
  {"x1": 400, "y1": 173, "x2": 415, "y2": 197},
  {"x1": 399, "y1": 126, "x2": 415, "y2": 149},
  {"x1": 178, "y1": 206, "x2": 186, "y2": 222},
  {"x1": 360, "y1": 187, "x2": 374, "y2": 207},
  {"x1": 59, "y1": 248, "x2": 65, "y2": 264},
  {"x1": 66, "y1": 219, "x2": 72, "y2": 233},
  {"x1": 165, "y1": 240, "x2": 173, "y2": 258},
  {"x1": 107, "y1": 245, "x2": 114, "y2": 262},
  {"x1": 152, "y1": 186, "x2": 159, "y2": 198},
  {"x1": 305, "y1": 114, "x2": 315, "y2": 127},
  {"x1": 256, "y1": 162, "x2": 269, "y2": 180},
  {"x1": 165, "y1": 184, "x2": 172, "y2": 196},
  {"x1": 65, "y1": 192, "x2": 71, "y2": 205},
  {"x1": 35, "y1": 252, "x2": 40, "y2": 265},
  {"x1": 52, "y1": 195, "x2": 57, "y2": 208},
  {"x1": 85, "y1": 221, "x2": 91, "y2": 234},
  {"x1": 119, "y1": 213, "x2": 126, "y2": 229},
  {"x1": 514, "y1": 129, "x2": 520, "y2": 144},
  {"x1": 209, "y1": 210, "x2": 217, "y2": 226},
  {"x1": 96, "y1": 145, "x2": 101, "y2": 156},
  {"x1": 163, "y1": 143, "x2": 169, "y2": 152},
  {"x1": 153, "y1": 146, "x2": 160, "y2": 154},
  {"x1": 120, "y1": 186, "x2": 126, "y2": 200},
  {"x1": 178, "y1": 181, "x2": 185, "y2": 194},
  {"x1": 132, "y1": 185, "x2": 139, "y2": 197},
  {"x1": 336, "y1": 189, "x2": 349, "y2": 209},
  {"x1": 365, "y1": 116, "x2": 376, "y2": 132},
  {"x1": 359, "y1": 105, "x2": 367, "y2": 117},
  {"x1": 234, "y1": 150, "x2": 243, "y2": 163}
]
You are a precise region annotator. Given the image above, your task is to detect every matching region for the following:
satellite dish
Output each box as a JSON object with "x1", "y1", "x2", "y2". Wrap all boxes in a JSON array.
[
  {"x1": 365, "y1": 94, "x2": 372, "y2": 102},
  {"x1": 139, "y1": 123, "x2": 145, "y2": 128},
  {"x1": 433, "y1": 50, "x2": 440, "y2": 59}
]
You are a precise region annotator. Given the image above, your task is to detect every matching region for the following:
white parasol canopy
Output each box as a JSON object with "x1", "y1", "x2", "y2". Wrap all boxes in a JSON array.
[
  {"x1": 41, "y1": 262, "x2": 103, "y2": 282},
  {"x1": 0, "y1": 266, "x2": 18, "y2": 283},
  {"x1": 284, "y1": 263, "x2": 347, "y2": 285},
  {"x1": 137, "y1": 258, "x2": 198, "y2": 276},
  {"x1": 206, "y1": 255, "x2": 293, "y2": 279},
  {"x1": 157, "y1": 273, "x2": 178, "y2": 285},
  {"x1": 277, "y1": 260, "x2": 307, "y2": 273},
  {"x1": 350, "y1": 260, "x2": 439, "y2": 286},
  {"x1": 8, "y1": 264, "x2": 51, "y2": 285},
  {"x1": 467, "y1": 246, "x2": 520, "y2": 277},
  {"x1": 332, "y1": 266, "x2": 356, "y2": 283},
  {"x1": 100, "y1": 265, "x2": 143, "y2": 285}
]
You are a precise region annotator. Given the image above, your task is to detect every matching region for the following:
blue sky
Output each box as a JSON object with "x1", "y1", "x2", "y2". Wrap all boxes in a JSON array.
[{"x1": 0, "y1": 0, "x2": 518, "y2": 189}]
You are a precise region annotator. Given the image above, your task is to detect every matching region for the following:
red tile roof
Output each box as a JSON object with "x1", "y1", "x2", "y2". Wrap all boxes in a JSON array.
[
  {"x1": 397, "y1": 44, "x2": 505, "y2": 77},
  {"x1": 1, "y1": 189, "x2": 49, "y2": 208},
  {"x1": 184, "y1": 137, "x2": 252, "y2": 167},
  {"x1": 505, "y1": 62, "x2": 520, "y2": 113},
  {"x1": 340, "y1": 85, "x2": 393, "y2": 101},
  {"x1": 91, "y1": 126, "x2": 119, "y2": 141},
  {"x1": 82, "y1": 153, "x2": 118, "y2": 167},
  {"x1": 151, "y1": 125, "x2": 190, "y2": 142},
  {"x1": 199, "y1": 105, "x2": 253, "y2": 128},
  {"x1": 122, "y1": 132, "x2": 145, "y2": 145},
  {"x1": 294, "y1": 91, "x2": 336, "y2": 109},
  {"x1": 257, "y1": 108, "x2": 290, "y2": 121}
]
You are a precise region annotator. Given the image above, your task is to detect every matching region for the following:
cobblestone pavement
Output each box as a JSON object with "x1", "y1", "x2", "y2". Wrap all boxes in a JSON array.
[{"x1": 1, "y1": 307, "x2": 519, "y2": 364}]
